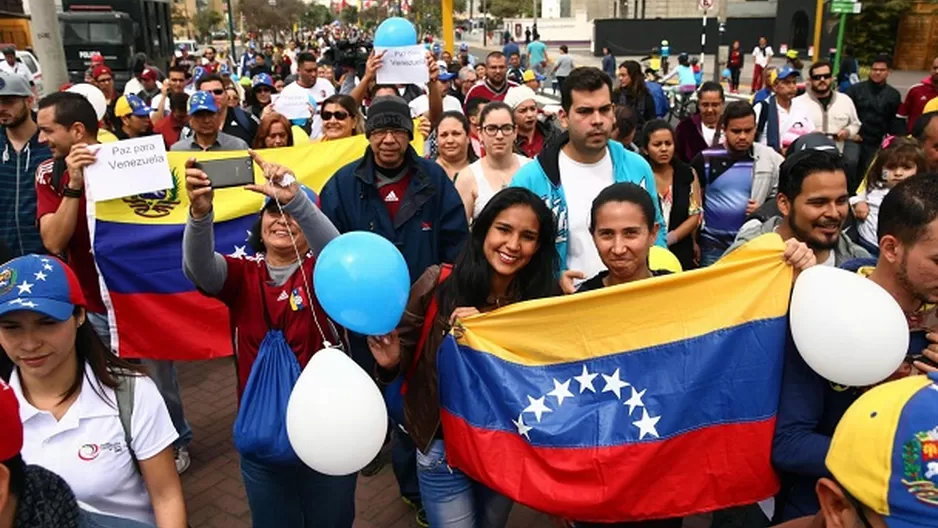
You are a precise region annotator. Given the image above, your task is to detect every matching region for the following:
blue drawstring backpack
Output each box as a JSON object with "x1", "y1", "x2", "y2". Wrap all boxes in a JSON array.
[{"x1": 233, "y1": 274, "x2": 302, "y2": 465}]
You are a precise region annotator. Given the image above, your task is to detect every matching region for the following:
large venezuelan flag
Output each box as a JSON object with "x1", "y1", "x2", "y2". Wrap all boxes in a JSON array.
[
  {"x1": 92, "y1": 134, "x2": 421, "y2": 360},
  {"x1": 438, "y1": 234, "x2": 792, "y2": 523}
]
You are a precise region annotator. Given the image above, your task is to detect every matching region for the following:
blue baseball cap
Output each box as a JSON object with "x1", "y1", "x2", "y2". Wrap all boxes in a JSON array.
[
  {"x1": 114, "y1": 94, "x2": 152, "y2": 118},
  {"x1": 0, "y1": 255, "x2": 86, "y2": 322},
  {"x1": 439, "y1": 71, "x2": 457, "y2": 82},
  {"x1": 252, "y1": 73, "x2": 274, "y2": 89},
  {"x1": 776, "y1": 66, "x2": 800, "y2": 81},
  {"x1": 459, "y1": 43, "x2": 469, "y2": 52},
  {"x1": 192, "y1": 66, "x2": 206, "y2": 84},
  {"x1": 219, "y1": 63, "x2": 231, "y2": 76},
  {"x1": 432, "y1": 43, "x2": 441, "y2": 53},
  {"x1": 188, "y1": 91, "x2": 218, "y2": 115}
]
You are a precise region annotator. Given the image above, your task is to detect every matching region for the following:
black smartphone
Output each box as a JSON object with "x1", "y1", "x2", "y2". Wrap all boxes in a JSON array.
[{"x1": 197, "y1": 156, "x2": 255, "y2": 189}]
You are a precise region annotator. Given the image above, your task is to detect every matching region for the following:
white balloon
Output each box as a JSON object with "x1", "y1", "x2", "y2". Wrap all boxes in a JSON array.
[
  {"x1": 286, "y1": 347, "x2": 388, "y2": 476},
  {"x1": 790, "y1": 266, "x2": 908, "y2": 387},
  {"x1": 66, "y1": 83, "x2": 107, "y2": 121}
]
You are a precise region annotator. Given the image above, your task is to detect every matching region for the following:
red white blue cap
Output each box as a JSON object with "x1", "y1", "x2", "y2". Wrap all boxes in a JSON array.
[{"x1": 0, "y1": 255, "x2": 86, "y2": 321}]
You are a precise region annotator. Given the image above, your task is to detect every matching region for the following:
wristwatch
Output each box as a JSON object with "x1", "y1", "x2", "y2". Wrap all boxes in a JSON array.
[{"x1": 62, "y1": 185, "x2": 83, "y2": 199}]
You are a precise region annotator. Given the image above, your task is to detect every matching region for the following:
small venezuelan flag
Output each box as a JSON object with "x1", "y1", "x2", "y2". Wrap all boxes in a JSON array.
[{"x1": 438, "y1": 234, "x2": 793, "y2": 523}]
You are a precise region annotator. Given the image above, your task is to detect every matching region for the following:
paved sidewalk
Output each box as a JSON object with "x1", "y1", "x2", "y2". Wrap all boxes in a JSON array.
[{"x1": 177, "y1": 358, "x2": 712, "y2": 527}]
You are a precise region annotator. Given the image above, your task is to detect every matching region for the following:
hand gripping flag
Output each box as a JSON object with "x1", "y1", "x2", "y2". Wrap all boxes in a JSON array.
[{"x1": 438, "y1": 234, "x2": 792, "y2": 523}]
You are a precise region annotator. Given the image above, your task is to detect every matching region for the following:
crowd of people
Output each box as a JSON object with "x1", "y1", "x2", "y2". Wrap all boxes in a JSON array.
[{"x1": 2, "y1": 20, "x2": 938, "y2": 528}]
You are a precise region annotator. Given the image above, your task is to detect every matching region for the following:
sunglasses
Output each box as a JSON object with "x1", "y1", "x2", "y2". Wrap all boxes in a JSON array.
[
  {"x1": 811, "y1": 73, "x2": 832, "y2": 81},
  {"x1": 208, "y1": 88, "x2": 225, "y2": 95},
  {"x1": 322, "y1": 110, "x2": 349, "y2": 121},
  {"x1": 255, "y1": 87, "x2": 272, "y2": 93}
]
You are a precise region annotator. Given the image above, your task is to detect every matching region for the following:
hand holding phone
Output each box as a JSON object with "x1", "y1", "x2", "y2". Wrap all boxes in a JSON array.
[{"x1": 196, "y1": 155, "x2": 255, "y2": 189}]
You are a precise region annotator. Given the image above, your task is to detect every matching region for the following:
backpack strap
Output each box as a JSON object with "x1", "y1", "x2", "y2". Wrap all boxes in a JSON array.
[
  {"x1": 115, "y1": 374, "x2": 140, "y2": 472},
  {"x1": 401, "y1": 264, "x2": 453, "y2": 395}
]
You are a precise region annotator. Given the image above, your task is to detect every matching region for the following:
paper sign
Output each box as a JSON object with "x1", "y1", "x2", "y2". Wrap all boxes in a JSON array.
[
  {"x1": 375, "y1": 45, "x2": 429, "y2": 86},
  {"x1": 272, "y1": 90, "x2": 312, "y2": 120},
  {"x1": 84, "y1": 135, "x2": 173, "y2": 202}
]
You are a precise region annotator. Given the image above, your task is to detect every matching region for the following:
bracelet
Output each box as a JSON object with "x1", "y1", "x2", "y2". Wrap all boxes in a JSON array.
[{"x1": 62, "y1": 186, "x2": 83, "y2": 199}]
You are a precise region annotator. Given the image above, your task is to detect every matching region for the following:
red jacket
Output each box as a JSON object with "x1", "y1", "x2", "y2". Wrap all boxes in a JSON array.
[
  {"x1": 899, "y1": 76, "x2": 938, "y2": 133},
  {"x1": 153, "y1": 114, "x2": 187, "y2": 149}
]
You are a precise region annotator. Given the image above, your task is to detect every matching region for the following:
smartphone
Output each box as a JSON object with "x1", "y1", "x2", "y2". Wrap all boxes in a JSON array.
[{"x1": 197, "y1": 156, "x2": 255, "y2": 189}]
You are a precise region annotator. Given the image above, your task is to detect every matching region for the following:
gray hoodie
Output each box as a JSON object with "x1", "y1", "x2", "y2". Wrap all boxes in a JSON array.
[{"x1": 725, "y1": 215, "x2": 870, "y2": 265}]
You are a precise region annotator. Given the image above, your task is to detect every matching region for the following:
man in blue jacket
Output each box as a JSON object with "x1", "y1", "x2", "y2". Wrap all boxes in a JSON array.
[
  {"x1": 511, "y1": 66, "x2": 666, "y2": 291},
  {"x1": 772, "y1": 172, "x2": 938, "y2": 522},
  {"x1": 318, "y1": 95, "x2": 469, "y2": 528}
]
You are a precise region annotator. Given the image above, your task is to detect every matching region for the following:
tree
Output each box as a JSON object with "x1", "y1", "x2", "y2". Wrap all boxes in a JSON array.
[
  {"x1": 172, "y1": 3, "x2": 192, "y2": 39},
  {"x1": 192, "y1": 10, "x2": 223, "y2": 42},
  {"x1": 339, "y1": 5, "x2": 359, "y2": 26},
  {"x1": 303, "y1": 4, "x2": 333, "y2": 29},
  {"x1": 237, "y1": 0, "x2": 306, "y2": 35},
  {"x1": 359, "y1": 6, "x2": 383, "y2": 30},
  {"x1": 409, "y1": 0, "x2": 467, "y2": 36},
  {"x1": 844, "y1": 0, "x2": 937, "y2": 64},
  {"x1": 486, "y1": 0, "x2": 525, "y2": 19}
]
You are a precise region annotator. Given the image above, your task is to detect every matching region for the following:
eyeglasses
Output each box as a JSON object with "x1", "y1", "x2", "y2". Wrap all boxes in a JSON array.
[
  {"x1": 322, "y1": 110, "x2": 349, "y2": 121},
  {"x1": 371, "y1": 128, "x2": 407, "y2": 139},
  {"x1": 811, "y1": 73, "x2": 832, "y2": 81},
  {"x1": 208, "y1": 88, "x2": 225, "y2": 96},
  {"x1": 482, "y1": 124, "x2": 515, "y2": 137}
]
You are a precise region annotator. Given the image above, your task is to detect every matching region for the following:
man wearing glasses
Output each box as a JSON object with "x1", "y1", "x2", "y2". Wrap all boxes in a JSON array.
[
  {"x1": 792, "y1": 60, "x2": 861, "y2": 155},
  {"x1": 179, "y1": 73, "x2": 257, "y2": 146}
]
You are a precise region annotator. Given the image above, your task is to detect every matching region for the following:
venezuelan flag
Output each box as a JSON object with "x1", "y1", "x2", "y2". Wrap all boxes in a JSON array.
[
  {"x1": 92, "y1": 134, "x2": 422, "y2": 360},
  {"x1": 438, "y1": 234, "x2": 792, "y2": 523}
]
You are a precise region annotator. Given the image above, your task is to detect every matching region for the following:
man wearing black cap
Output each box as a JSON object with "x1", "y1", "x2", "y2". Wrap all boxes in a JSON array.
[
  {"x1": 319, "y1": 95, "x2": 468, "y2": 528},
  {"x1": 0, "y1": 48, "x2": 29, "y2": 84}
]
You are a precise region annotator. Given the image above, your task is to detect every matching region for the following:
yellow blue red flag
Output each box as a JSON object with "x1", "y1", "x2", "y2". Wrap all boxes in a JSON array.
[
  {"x1": 438, "y1": 234, "x2": 792, "y2": 522},
  {"x1": 91, "y1": 134, "x2": 421, "y2": 360}
]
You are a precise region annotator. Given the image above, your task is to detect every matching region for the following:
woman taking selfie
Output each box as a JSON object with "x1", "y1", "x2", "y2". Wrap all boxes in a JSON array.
[
  {"x1": 0, "y1": 255, "x2": 186, "y2": 528},
  {"x1": 182, "y1": 151, "x2": 355, "y2": 527},
  {"x1": 435, "y1": 111, "x2": 477, "y2": 181},
  {"x1": 456, "y1": 102, "x2": 530, "y2": 221},
  {"x1": 368, "y1": 187, "x2": 560, "y2": 528}
]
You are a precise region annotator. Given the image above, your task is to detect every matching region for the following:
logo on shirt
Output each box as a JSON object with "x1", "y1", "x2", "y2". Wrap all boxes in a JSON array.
[
  {"x1": 277, "y1": 290, "x2": 289, "y2": 302},
  {"x1": 0, "y1": 268, "x2": 16, "y2": 296},
  {"x1": 421, "y1": 221, "x2": 432, "y2": 232},
  {"x1": 123, "y1": 168, "x2": 181, "y2": 218},
  {"x1": 289, "y1": 287, "x2": 306, "y2": 311},
  {"x1": 384, "y1": 190, "x2": 399, "y2": 203},
  {"x1": 78, "y1": 442, "x2": 127, "y2": 461},
  {"x1": 35, "y1": 160, "x2": 53, "y2": 186}
]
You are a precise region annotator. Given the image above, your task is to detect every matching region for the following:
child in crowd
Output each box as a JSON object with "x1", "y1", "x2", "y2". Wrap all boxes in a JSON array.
[{"x1": 851, "y1": 136, "x2": 927, "y2": 255}]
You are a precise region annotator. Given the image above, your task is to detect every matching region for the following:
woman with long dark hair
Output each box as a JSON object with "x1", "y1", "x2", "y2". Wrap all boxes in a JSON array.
[
  {"x1": 642, "y1": 119, "x2": 701, "y2": 270},
  {"x1": 435, "y1": 111, "x2": 477, "y2": 181},
  {"x1": 318, "y1": 94, "x2": 364, "y2": 142},
  {"x1": 247, "y1": 73, "x2": 276, "y2": 120},
  {"x1": 614, "y1": 60, "x2": 657, "y2": 142},
  {"x1": 0, "y1": 255, "x2": 187, "y2": 527},
  {"x1": 367, "y1": 187, "x2": 560, "y2": 528}
]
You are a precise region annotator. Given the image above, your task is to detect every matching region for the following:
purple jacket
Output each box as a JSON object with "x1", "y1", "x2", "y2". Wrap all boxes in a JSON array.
[{"x1": 675, "y1": 114, "x2": 713, "y2": 164}]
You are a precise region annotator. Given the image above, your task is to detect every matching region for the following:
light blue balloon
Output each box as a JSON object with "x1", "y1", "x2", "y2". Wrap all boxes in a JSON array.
[
  {"x1": 313, "y1": 232, "x2": 411, "y2": 336},
  {"x1": 374, "y1": 17, "x2": 418, "y2": 48}
]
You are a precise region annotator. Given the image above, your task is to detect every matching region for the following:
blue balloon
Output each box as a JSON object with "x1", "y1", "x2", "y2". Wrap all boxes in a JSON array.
[
  {"x1": 374, "y1": 17, "x2": 418, "y2": 48},
  {"x1": 313, "y1": 232, "x2": 411, "y2": 336}
]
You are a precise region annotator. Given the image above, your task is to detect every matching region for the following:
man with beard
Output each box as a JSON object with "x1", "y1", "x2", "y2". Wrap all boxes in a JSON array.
[
  {"x1": 899, "y1": 56, "x2": 938, "y2": 134},
  {"x1": 771, "y1": 172, "x2": 938, "y2": 523},
  {"x1": 0, "y1": 72, "x2": 51, "y2": 258},
  {"x1": 727, "y1": 135, "x2": 869, "y2": 265},
  {"x1": 464, "y1": 52, "x2": 517, "y2": 106},
  {"x1": 113, "y1": 94, "x2": 154, "y2": 140},
  {"x1": 691, "y1": 101, "x2": 784, "y2": 266},
  {"x1": 792, "y1": 60, "x2": 861, "y2": 155}
]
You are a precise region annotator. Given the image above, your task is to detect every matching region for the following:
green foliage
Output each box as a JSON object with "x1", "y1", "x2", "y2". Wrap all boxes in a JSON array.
[
  {"x1": 359, "y1": 6, "x2": 383, "y2": 30},
  {"x1": 303, "y1": 4, "x2": 333, "y2": 28},
  {"x1": 844, "y1": 0, "x2": 937, "y2": 64},
  {"x1": 192, "y1": 10, "x2": 223, "y2": 41},
  {"x1": 408, "y1": 0, "x2": 468, "y2": 36},
  {"x1": 486, "y1": 0, "x2": 527, "y2": 19},
  {"x1": 339, "y1": 5, "x2": 359, "y2": 26},
  {"x1": 237, "y1": 0, "x2": 306, "y2": 33}
]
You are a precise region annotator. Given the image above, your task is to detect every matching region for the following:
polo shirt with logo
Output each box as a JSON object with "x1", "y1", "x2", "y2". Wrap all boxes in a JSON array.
[{"x1": 11, "y1": 363, "x2": 178, "y2": 526}]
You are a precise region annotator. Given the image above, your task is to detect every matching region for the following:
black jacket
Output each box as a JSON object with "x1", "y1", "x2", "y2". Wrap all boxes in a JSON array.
[
  {"x1": 844, "y1": 80, "x2": 904, "y2": 146},
  {"x1": 613, "y1": 87, "x2": 657, "y2": 142}
]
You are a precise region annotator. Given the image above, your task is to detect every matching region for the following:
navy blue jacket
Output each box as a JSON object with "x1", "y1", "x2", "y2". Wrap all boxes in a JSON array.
[{"x1": 319, "y1": 146, "x2": 470, "y2": 372}]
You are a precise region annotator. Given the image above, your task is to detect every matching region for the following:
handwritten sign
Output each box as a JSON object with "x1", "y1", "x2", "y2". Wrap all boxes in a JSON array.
[
  {"x1": 85, "y1": 135, "x2": 173, "y2": 202},
  {"x1": 375, "y1": 45, "x2": 429, "y2": 86},
  {"x1": 272, "y1": 90, "x2": 312, "y2": 121}
]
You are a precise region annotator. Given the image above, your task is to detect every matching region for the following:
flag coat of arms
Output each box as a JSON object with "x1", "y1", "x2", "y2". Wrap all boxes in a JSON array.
[{"x1": 438, "y1": 234, "x2": 792, "y2": 522}]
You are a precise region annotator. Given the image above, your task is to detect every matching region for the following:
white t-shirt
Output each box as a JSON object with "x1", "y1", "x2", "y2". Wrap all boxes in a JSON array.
[
  {"x1": 0, "y1": 60, "x2": 31, "y2": 81},
  {"x1": 752, "y1": 46, "x2": 774, "y2": 68},
  {"x1": 282, "y1": 79, "x2": 336, "y2": 139},
  {"x1": 12, "y1": 364, "x2": 178, "y2": 526},
  {"x1": 754, "y1": 101, "x2": 816, "y2": 148},
  {"x1": 820, "y1": 249, "x2": 836, "y2": 267},
  {"x1": 123, "y1": 78, "x2": 162, "y2": 96},
  {"x1": 702, "y1": 123, "x2": 717, "y2": 148},
  {"x1": 856, "y1": 187, "x2": 889, "y2": 249},
  {"x1": 560, "y1": 149, "x2": 614, "y2": 277}
]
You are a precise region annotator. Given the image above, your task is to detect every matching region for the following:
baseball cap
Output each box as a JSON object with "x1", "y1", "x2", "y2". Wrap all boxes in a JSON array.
[
  {"x1": 90, "y1": 54, "x2": 105, "y2": 65},
  {"x1": 139, "y1": 67, "x2": 157, "y2": 82},
  {"x1": 188, "y1": 90, "x2": 218, "y2": 115},
  {"x1": 522, "y1": 70, "x2": 545, "y2": 83},
  {"x1": 92, "y1": 65, "x2": 112, "y2": 80},
  {"x1": 252, "y1": 73, "x2": 274, "y2": 89},
  {"x1": 826, "y1": 372, "x2": 938, "y2": 527},
  {"x1": 0, "y1": 255, "x2": 86, "y2": 322},
  {"x1": 219, "y1": 63, "x2": 231, "y2": 76},
  {"x1": 439, "y1": 71, "x2": 457, "y2": 82},
  {"x1": 114, "y1": 94, "x2": 152, "y2": 118},
  {"x1": 0, "y1": 71, "x2": 32, "y2": 97},
  {"x1": 459, "y1": 43, "x2": 469, "y2": 52},
  {"x1": 0, "y1": 379, "x2": 21, "y2": 462},
  {"x1": 776, "y1": 66, "x2": 799, "y2": 81}
]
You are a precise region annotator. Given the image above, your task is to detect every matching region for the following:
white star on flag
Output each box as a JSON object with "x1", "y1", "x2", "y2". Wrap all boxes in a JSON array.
[
  {"x1": 512, "y1": 413, "x2": 533, "y2": 439},
  {"x1": 523, "y1": 395, "x2": 552, "y2": 423},
  {"x1": 228, "y1": 245, "x2": 248, "y2": 259},
  {"x1": 42, "y1": 264, "x2": 53, "y2": 271},
  {"x1": 9, "y1": 298, "x2": 23, "y2": 305},
  {"x1": 20, "y1": 301, "x2": 37, "y2": 308},
  {"x1": 16, "y1": 281, "x2": 33, "y2": 295},
  {"x1": 33, "y1": 271, "x2": 47, "y2": 281},
  {"x1": 633, "y1": 408, "x2": 661, "y2": 440},
  {"x1": 547, "y1": 378, "x2": 574, "y2": 407},
  {"x1": 601, "y1": 368, "x2": 630, "y2": 399},
  {"x1": 624, "y1": 387, "x2": 646, "y2": 416},
  {"x1": 39, "y1": 258, "x2": 49, "y2": 263},
  {"x1": 574, "y1": 365, "x2": 597, "y2": 393}
]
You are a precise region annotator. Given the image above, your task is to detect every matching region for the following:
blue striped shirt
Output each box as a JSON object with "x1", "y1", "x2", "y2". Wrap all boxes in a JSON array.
[{"x1": 0, "y1": 128, "x2": 52, "y2": 257}]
